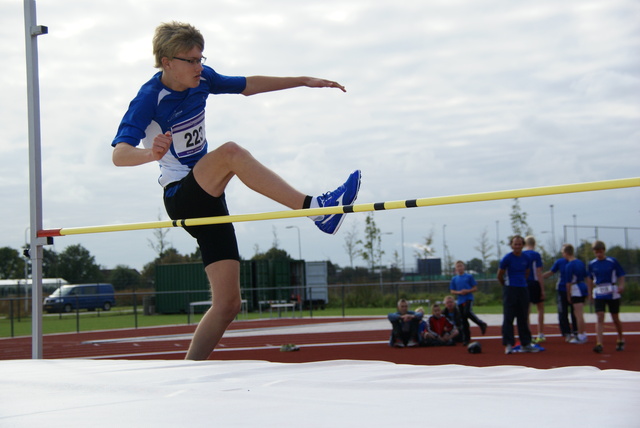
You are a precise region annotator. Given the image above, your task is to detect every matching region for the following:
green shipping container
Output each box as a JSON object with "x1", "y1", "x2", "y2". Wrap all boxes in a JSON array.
[
  {"x1": 155, "y1": 263, "x2": 209, "y2": 314},
  {"x1": 155, "y1": 260, "x2": 305, "y2": 314}
]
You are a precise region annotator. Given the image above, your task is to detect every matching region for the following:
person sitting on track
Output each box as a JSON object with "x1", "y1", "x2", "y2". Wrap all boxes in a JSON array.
[
  {"x1": 442, "y1": 295, "x2": 464, "y2": 344},
  {"x1": 388, "y1": 299, "x2": 422, "y2": 347},
  {"x1": 421, "y1": 303, "x2": 458, "y2": 346}
]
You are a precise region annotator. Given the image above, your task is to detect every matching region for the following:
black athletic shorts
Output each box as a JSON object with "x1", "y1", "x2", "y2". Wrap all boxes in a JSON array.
[
  {"x1": 594, "y1": 298, "x2": 621, "y2": 314},
  {"x1": 163, "y1": 169, "x2": 240, "y2": 267},
  {"x1": 570, "y1": 295, "x2": 586, "y2": 304},
  {"x1": 527, "y1": 280, "x2": 543, "y2": 304}
]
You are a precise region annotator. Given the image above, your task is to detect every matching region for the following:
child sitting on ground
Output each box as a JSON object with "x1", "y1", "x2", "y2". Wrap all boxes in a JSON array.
[{"x1": 421, "y1": 304, "x2": 459, "y2": 346}]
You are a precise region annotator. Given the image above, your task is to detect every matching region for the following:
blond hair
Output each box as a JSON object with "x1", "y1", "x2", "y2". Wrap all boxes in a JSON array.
[{"x1": 152, "y1": 22, "x2": 204, "y2": 68}]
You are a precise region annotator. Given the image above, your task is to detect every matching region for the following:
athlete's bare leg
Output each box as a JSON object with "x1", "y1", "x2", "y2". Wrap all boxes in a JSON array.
[
  {"x1": 595, "y1": 311, "x2": 605, "y2": 345},
  {"x1": 185, "y1": 260, "x2": 241, "y2": 360},
  {"x1": 193, "y1": 141, "x2": 306, "y2": 208}
]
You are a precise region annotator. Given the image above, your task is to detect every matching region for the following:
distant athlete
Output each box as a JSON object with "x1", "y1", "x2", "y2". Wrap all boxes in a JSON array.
[
  {"x1": 498, "y1": 235, "x2": 539, "y2": 354},
  {"x1": 563, "y1": 244, "x2": 589, "y2": 344},
  {"x1": 523, "y1": 236, "x2": 546, "y2": 343},
  {"x1": 449, "y1": 260, "x2": 487, "y2": 345},
  {"x1": 543, "y1": 254, "x2": 577, "y2": 341},
  {"x1": 112, "y1": 22, "x2": 360, "y2": 360},
  {"x1": 587, "y1": 240, "x2": 626, "y2": 353}
]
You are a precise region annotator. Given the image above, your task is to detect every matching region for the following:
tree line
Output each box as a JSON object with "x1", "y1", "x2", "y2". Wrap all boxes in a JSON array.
[{"x1": 2, "y1": 199, "x2": 637, "y2": 290}]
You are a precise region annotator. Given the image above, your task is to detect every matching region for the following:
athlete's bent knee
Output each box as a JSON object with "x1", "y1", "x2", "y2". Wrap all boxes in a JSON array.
[
  {"x1": 214, "y1": 298, "x2": 241, "y2": 324},
  {"x1": 219, "y1": 141, "x2": 248, "y2": 158}
]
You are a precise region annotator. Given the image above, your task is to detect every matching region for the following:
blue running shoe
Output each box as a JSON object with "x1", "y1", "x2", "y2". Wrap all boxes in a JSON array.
[{"x1": 315, "y1": 170, "x2": 361, "y2": 234}]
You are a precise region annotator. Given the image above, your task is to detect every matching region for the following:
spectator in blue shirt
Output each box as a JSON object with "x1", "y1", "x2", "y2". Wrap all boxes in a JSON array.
[
  {"x1": 523, "y1": 236, "x2": 546, "y2": 343},
  {"x1": 543, "y1": 254, "x2": 577, "y2": 341},
  {"x1": 449, "y1": 260, "x2": 487, "y2": 345},
  {"x1": 587, "y1": 240, "x2": 626, "y2": 353},
  {"x1": 498, "y1": 235, "x2": 539, "y2": 354},
  {"x1": 563, "y1": 244, "x2": 589, "y2": 344}
]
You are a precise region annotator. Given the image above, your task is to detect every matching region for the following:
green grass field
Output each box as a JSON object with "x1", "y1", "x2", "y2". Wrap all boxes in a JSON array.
[{"x1": 2, "y1": 302, "x2": 639, "y2": 338}]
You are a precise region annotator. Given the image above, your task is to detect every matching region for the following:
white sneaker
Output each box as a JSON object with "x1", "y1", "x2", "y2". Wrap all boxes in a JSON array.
[
  {"x1": 505, "y1": 344, "x2": 513, "y2": 355},
  {"x1": 569, "y1": 335, "x2": 587, "y2": 344}
]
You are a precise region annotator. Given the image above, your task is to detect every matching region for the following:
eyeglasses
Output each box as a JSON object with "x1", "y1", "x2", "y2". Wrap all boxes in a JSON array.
[{"x1": 172, "y1": 56, "x2": 207, "y2": 65}]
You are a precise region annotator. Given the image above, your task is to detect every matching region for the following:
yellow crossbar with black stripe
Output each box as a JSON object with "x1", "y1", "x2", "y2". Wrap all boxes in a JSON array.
[{"x1": 38, "y1": 177, "x2": 640, "y2": 238}]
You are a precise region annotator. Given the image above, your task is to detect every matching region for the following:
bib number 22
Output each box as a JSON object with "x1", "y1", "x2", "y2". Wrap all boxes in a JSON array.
[{"x1": 172, "y1": 111, "x2": 207, "y2": 158}]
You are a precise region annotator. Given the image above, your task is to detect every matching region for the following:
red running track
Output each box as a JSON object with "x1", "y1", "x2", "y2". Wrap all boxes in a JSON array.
[{"x1": 1, "y1": 318, "x2": 638, "y2": 371}]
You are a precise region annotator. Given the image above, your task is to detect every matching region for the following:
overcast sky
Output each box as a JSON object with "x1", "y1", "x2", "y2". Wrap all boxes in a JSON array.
[{"x1": 2, "y1": 0, "x2": 639, "y2": 274}]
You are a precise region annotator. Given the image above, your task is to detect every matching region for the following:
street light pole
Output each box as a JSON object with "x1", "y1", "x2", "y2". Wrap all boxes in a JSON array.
[
  {"x1": 442, "y1": 224, "x2": 447, "y2": 275},
  {"x1": 496, "y1": 220, "x2": 501, "y2": 260},
  {"x1": 286, "y1": 225, "x2": 302, "y2": 260},
  {"x1": 401, "y1": 217, "x2": 405, "y2": 275},
  {"x1": 379, "y1": 232, "x2": 393, "y2": 288},
  {"x1": 550, "y1": 204, "x2": 556, "y2": 254}
]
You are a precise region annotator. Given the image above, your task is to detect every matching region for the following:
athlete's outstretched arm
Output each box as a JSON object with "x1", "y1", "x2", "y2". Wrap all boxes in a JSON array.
[{"x1": 242, "y1": 76, "x2": 345, "y2": 96}]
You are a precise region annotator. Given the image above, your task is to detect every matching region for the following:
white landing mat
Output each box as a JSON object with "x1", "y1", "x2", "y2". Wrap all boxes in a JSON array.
[{"x1": 1, "y1": 359, "x2": 638, "y2": 427}]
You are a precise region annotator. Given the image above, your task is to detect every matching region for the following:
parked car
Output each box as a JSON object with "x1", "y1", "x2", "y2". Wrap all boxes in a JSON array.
[{"x1": 44, "y1": 283, "x2": 116, "y2": 313}]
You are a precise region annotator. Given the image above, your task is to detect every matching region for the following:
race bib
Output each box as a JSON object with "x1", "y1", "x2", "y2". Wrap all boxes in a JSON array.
[
  {"x1": 171, "y1": 111, "x2": 206, "y2": 158},
  {"x1": 594, "y1": 284, "x2": 613, "y2": 296}
]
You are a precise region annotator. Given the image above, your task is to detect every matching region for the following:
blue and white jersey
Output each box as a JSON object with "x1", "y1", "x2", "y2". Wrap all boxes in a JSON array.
[
  {"x1": 523, "y1": 249, "x2": 543, "y2": 282},
  {"x1": 499, "y1": 252, "x2": 531, "y2": 287},
  {"x1": 112, "y1": 66, "x2": 246, "y2": 187},
  {"x1": 588, "y1": 257, "x2": 626, "y2": 300},
  {"x1": 449, "y1": 273, "x2": 477, "y2": 304},
  {"x1": 566, "y1": 259, "x2": 588, "y2": 298},
  {"x1": 549, "y1": 258, "x2": 569, "y2": 292}
]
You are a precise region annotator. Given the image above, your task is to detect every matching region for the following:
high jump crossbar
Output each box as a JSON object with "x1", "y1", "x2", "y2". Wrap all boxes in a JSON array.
[{"x1": 38, "y1": 177, "x2": 639, "y2": 238}]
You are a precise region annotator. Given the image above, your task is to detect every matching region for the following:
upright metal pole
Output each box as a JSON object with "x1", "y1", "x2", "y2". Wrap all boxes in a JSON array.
[
  {"x1": 24, "y1": 0, "x2": 48, "y2": 359},
  {"x1": 549, "y1": 204, "x2": 556, "y2": 255}
]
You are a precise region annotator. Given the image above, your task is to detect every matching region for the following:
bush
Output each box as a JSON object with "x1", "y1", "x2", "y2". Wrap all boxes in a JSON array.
[{"x1": 623, "y1": 278, "x2": 639, "y2": 305}]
